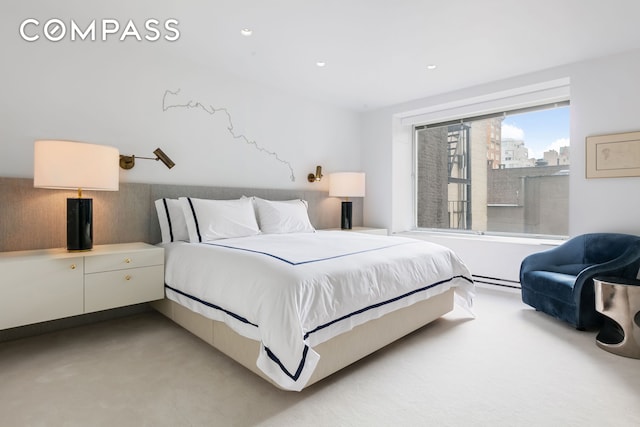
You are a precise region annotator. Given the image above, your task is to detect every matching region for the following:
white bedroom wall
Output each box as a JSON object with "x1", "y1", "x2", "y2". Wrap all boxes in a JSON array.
[
  {"x1": 361, "y1": 65, "x2": 571, "y2": 232},
  {"x1": 0, "y1": 11, "x2": 360, "y2": 191},
  {"x1": 361, "y1": 48, "x2": 640, "y2": 281},
  {"x1": 569, "y1": 50, "x2": 640, "y2": 235}
]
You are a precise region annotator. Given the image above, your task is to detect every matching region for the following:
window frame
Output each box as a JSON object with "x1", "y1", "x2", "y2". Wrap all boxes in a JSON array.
[{"x1": 412, "y1": 100, "x2": 571, "y2": 240}]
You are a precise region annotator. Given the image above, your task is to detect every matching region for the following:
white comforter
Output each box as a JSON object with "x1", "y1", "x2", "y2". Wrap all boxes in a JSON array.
[{"x1": 161, "y1": 231, "x2": 474, "y2": 390}]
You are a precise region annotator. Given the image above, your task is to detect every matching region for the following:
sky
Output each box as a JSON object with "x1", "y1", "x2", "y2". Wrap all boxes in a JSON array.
[{"x1": 501, "y1": 106, "x2": 570, "y2": 160}]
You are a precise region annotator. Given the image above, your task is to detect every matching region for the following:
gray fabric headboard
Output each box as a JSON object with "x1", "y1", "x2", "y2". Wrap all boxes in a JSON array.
[{"x1": 0, "y1": 177, "x2": 362, "y2": 252}]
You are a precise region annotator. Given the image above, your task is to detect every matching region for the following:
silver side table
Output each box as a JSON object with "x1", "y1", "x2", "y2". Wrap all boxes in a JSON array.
[{"x1": 594, "y1": 277, "x2": 640, "y2": 359}]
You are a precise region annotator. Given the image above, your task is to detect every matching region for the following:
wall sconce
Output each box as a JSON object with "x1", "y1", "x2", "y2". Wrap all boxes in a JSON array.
[
  {"x1": 307, "y1": 165, "x2": 323, "y2": 183},
  {"x1": 120, "y1": 148, "x2": 175, "y2": 170}
]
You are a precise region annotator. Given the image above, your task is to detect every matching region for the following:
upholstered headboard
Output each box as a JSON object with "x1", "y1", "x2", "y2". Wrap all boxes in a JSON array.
[
  {"x1": 0, "y1": 177, "x2": 362, "y2": 252},
  {"x1": 146, "y1": 183, "x2": 359, "y2": 244}
]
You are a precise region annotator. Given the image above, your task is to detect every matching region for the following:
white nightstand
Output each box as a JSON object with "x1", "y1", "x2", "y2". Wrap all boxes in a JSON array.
[
  {"x1": 326, "y1": 227, "x2": 388, "y2": 236},
  {"x1": 0, "y1": 242, "x2": 164, "y2": 330}
]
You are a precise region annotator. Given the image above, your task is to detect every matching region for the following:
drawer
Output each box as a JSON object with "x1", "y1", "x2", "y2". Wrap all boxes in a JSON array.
[
  {"x1": 0, "y1": 257, "x2": 84, "y2": 329},
  {"x1": 85, "y1": 248, "x2": 163, "y2": 273},
  {"x1": 85, "y1": 265, "x2": 165, "y2": 313}
]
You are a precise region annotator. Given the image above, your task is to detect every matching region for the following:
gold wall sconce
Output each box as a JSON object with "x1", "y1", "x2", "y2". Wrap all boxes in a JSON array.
[
  {"x1": 119, "y1": 148, "x2": 175, "y2": 170},
  {"x1": 307, "y1": 165, "x2": 323, "y2": 182}
]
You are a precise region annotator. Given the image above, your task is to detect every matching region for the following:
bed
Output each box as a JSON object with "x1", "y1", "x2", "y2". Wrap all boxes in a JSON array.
[{"x1": 151, "y1": 196, "x2": 474, "y2": 391}]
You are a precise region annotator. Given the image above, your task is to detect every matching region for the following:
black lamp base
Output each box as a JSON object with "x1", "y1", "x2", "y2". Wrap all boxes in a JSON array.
[
  {"x1": 67, "y1": 198, "x2": 93, "y2": 251},
  {"x1": 341, "y1": 201, "x2": 353, "y2": 230}
]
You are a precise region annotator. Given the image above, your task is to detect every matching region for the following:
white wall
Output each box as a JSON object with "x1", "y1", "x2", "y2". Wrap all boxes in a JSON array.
[
  {"x1": 363, "y1": 48, "x2": 640, "y2": 236},
  {"x1": 569, "y1": 51, "x2": 640, "y2": 234},
  {"x1": 400, "y1": 232, "x2": 560, "y2": 283},
  {"x1": 362, "y1": 49, "x2": 640, "y2": 279},
  {"x1": 0, "y1": 12, "x2": 360, "y2": 192}
]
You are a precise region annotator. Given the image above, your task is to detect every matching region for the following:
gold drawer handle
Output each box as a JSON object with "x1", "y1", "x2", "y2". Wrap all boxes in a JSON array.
[
  {"x1": 124, "y1": 258, "x2": 132, "y2": 264},
  {"x1": 70, "y1": 264, "x2": 77, "y2": 270},
  {"x1": 124, "y1": 274, "x2": 132, "y2": 281}
]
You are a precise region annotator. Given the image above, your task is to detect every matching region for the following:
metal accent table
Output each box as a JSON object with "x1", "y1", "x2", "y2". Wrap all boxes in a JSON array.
[{"x1": 594, "y1": 277, "x2": 640, "y2": 359}]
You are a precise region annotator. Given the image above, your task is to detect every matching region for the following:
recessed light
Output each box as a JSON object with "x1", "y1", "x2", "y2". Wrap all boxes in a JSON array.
[
  {"x1": 240, "y1": 28, "x2": 253, "y2": 37},
  {"x1": 316, "y1": 61, "x2": 326, "y2": 67},
  {"x1": 427, "y1": 64, "x2": 437, "y2": 70}
]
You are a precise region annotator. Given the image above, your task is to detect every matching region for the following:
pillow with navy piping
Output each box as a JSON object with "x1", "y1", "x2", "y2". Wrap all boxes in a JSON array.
[
  {"x1": 252, "y1": 197, "x2": 315, "y2": 234},
  {"x1": 179, "y1": 197, "x2": 260, "y2": 243},
  {"x1": 154, "y1": 198, "x2": 190, "y2": 243}
]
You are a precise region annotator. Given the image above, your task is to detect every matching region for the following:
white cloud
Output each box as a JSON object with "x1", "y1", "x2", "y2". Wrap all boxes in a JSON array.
[
  {"x1": 530, "y1": 138, "x2": 570, "y2": 160},
  {"x1": 501, "y1": 124, "x2": 524, "y2": 140},
  {"x1": 548, "y1": 137, "x2": 570, "y2": 152}
]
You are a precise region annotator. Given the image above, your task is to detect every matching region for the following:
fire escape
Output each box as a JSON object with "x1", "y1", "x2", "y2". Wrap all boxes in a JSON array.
[{"x1": 447, "y1": 124, "x2": 471, "y2": 229}]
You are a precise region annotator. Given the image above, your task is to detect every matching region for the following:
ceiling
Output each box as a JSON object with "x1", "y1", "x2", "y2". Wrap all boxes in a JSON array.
[{"x1": 8, "y1": 0, "x2": 640, "y2": 111}]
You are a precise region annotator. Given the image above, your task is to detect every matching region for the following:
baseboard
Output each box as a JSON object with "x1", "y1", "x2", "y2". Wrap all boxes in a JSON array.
[{"x1": 473, "y1": 275, "x2": 521, "y2": 289}]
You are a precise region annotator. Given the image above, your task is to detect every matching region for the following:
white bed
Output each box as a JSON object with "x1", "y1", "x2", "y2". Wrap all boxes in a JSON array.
[{"x1": 152, "y1": 230, "x2": 474, "y2": 391}]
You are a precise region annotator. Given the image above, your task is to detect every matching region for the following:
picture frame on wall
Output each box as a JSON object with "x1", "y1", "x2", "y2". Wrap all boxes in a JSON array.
[{"x1": 586, "y1": 131, "x2": 640, "y2": 178}]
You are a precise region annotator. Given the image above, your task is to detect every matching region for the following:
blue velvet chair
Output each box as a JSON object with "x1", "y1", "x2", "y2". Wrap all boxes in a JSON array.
[{"x1": 520, "y1": 233, "x2": 640, "y2": 330}]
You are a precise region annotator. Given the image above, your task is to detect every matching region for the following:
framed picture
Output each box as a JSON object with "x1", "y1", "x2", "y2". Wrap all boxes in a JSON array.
[{"x1": 586, "y1": 131, "x2": 640, "y2": 178}]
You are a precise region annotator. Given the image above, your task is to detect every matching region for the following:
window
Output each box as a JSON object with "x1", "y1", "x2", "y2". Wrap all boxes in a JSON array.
[{"x1": 414, "y1": 102, "x2": 570, "y2": 237}]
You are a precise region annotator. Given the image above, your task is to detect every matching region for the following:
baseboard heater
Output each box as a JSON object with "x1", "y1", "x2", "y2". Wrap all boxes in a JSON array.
[{"x1": 472, "y1": 275, "x2": 521, "y2": 289}]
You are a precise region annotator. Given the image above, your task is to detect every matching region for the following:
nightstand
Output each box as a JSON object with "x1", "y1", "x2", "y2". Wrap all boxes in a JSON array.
[
  {"x1": 326, "y1": 227, "x2": 388, "y2": 236},
  {"x1": 0, "y1": 242, "x2": 164, "y2": 330},
  {"x1": 84, "y1": 243, "x2": 164, "y2": 313}
]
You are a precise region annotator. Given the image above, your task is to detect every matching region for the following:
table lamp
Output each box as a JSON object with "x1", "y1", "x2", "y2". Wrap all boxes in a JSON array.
[
  {"x1": 34, "y1": 140, "x2": 119, "y2": 251},
  {"x1": 329, "y1": 172, "x2": 365, "y2": 229}
]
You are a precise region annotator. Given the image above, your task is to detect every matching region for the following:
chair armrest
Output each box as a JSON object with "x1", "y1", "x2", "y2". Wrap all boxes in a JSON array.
[{"x1": 572, "y1": 245, "x2": 640, "y2": 305}]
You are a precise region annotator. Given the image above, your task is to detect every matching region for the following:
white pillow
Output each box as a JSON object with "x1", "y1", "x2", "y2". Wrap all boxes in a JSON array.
[
  {"x1": 253, "y1": 197, "x2": 315, "y2": 234},
  {"x1": 179, "y1": 197, "x2": 260, "y2": 242},
  {"x1": 155, "y1": 198, "x2": 190, "y2": 243}
]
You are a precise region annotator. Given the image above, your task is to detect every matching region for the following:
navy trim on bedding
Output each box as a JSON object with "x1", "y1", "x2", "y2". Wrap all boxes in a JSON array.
[
  {"x1": 264, "y1": 345, "x2": 310, "y2": 381},
  {"x1": 186, "y1": 197, "x2": 202, "y2": 243},
  {"x1": 303, "y1": 274, "x2": 473, "y2": 340},
  {"x1": 165, "y1": 273, "x2": 473, "y2": 383},
  {"x1": 162, "y1": 198, "x2": 174, "y2": 242},
  {"x1": 202, "y1": 241, "x2": 412, "y2": 266},
  {"x1": 165, "y1": 283, "x2": 307, "y2": 381},
  {"x1": 165, "y1": 284, "x2": 258, "y2": 327}
]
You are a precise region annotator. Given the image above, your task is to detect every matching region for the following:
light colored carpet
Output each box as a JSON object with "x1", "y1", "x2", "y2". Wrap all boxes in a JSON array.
[{"x1": 1, "y1": 287, "x2": 639, "y2": 427}]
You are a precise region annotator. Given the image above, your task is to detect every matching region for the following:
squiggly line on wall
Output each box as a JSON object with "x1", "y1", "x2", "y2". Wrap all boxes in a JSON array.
[{"x1": 162, "y1": 89, "x2": 296, "y2": 182}]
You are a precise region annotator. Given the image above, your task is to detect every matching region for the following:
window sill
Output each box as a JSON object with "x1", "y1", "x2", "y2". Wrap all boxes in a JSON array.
[{"x1": 395, "y1": 230, "x2": 564, "y2": 247}]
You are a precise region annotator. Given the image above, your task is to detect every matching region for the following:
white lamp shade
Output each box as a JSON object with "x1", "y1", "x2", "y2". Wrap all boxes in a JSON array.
[
  {"x1": 329, "y1": 172, "x2": 365, "y2": 198},
  {"x1": 34, "y1": 140, "x2": 119, "y2": 191}
]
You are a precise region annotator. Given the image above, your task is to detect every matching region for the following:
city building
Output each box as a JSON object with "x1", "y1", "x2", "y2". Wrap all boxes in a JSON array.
[{"x1": 501, "y1": 138, "x2": 536, "y2": 168}]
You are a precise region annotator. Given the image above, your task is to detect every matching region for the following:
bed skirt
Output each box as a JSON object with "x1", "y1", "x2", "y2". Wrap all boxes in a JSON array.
[{"x1": 151, "y1": 288, "x2": 454, "y2": 390}]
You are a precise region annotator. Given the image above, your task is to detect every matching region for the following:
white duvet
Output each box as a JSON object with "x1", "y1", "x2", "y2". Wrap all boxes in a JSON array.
[{"x1": 161, "y1": 231, "x2": 474, "y2": 391}]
